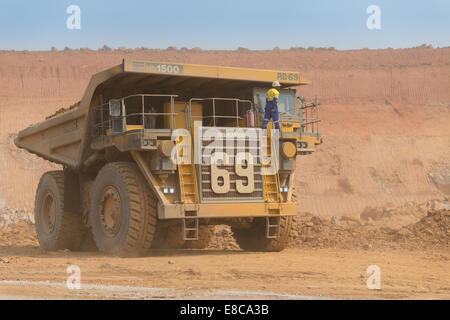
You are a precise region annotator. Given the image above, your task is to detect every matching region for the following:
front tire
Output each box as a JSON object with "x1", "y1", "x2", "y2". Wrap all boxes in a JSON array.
[
  {"x1": 34, "y1": 171, "x2": 84, "y2": 251},
  {"x1": 90, "y1": 162, "x2": 157, "y2": 256}
]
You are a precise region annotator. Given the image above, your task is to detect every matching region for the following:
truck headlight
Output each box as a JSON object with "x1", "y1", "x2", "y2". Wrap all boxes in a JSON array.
[{"x1": 162, "y1": 187, "x2": 175, "y2": 194}]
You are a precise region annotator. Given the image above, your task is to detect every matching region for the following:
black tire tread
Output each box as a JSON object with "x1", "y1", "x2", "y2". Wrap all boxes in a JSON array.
[
  {"x1": 35, "y1": 171, "x2": 84, "y2": 251},
  {"x1": 91, "y1": 162, "x2": 157, "y2": 255}
]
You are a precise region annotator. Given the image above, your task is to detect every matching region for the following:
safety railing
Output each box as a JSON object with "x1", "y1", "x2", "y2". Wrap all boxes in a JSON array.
[
  {"x1": 92, "y1": 94, "x2": 179, "y2": 139},
  {"x1": 188, "y1": 98, "x2": 254, "y2": 129},
  {"x1": 297, "y1": 96, "x2": 320, "y2": 135}
]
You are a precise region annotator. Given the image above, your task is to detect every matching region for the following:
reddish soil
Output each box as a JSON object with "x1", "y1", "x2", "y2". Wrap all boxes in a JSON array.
[
  {"x1": 1, "y1": 47, "x2": 448, "y2": 215},
  {"x1": 0, "y1": 47, "x2": 448, "y2": 299}
]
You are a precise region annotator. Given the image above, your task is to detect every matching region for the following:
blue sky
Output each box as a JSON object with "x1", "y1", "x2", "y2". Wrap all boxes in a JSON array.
[{"x1": 0, "y1": 0, "x2": 449, "y2": 50}]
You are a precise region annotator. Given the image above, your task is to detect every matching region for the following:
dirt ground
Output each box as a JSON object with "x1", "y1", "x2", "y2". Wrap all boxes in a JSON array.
[
  {"x1": 0, "y1": 246, "x2": 448, "y2": 300},
  {"x1": 0, "y1": 203, "x2": 448, "y2": 299},
  {"x1": 2, "y1": 206, "x2": 447, "y2": 300},
  {"x1": 0, "y1": 47, "x2": 449, "y2": 299}
]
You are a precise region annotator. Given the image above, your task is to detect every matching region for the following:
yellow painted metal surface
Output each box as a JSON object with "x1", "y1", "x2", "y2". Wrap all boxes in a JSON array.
[
  {"x1": 123, "y1": 59, "x2": 310, "y2": 85},
  {"x1": 299, "y1": 135, "x2": 322, "y2": 150},
  {"x1": 165, "y1": 102, "x2": 203, "y2": 204},
  {"x1": 196, "y1": 202, "x2": 297, "y2": 217},
  {"x1": 158, "y1": 202, "x2": 297, "y2": 219},
  {"x1": 163, "y1": 101, "x2": 202, "y2": 129},
  {"x1": 262, "y1": 132, "x2": 281, "y2": 203},
  {"x1": 106, "y1": 125, "x2": 144, "y2": 136},
  {"x1": 280, "y1": 121, "x2": 301, "y2": 132},
  {"x1": 126, "y1": 125, "x2": 144, "y2": 131},
  {"x1": 15, "y1": 64, "x2": 124, "y2": 169}
]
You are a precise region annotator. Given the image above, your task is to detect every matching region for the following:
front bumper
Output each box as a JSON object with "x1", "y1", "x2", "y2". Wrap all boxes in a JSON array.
[{"x1": 158, "y1": 202, "x2": 298, "y2": 219}]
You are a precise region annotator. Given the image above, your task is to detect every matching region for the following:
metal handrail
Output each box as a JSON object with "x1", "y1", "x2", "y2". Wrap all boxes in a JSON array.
[
  {"x1": 300, "y1": 103, "x2": 320, "y2": 109},
  {"x1": 188, "y1": 97, "x2": 253, "y2": 129},
  {"x1": 195, "y1": 115, "x2": 245, "y2": 120},
  {"x1": 302, "y1": 119, "x2": 321, "y2": 125},
  {"x1": 120, "y1": 93, "x2": 179, "y2": 100},
  {"x1": 297, "y1": 96, "x2": 320, "y2": 135},
  {"x1": 92, "y1": 93, "x2": 179, "y2": 139}
]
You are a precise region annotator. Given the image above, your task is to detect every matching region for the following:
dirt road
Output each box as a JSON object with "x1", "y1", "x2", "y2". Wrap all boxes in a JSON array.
[
  {"x1": 1, "y1": 203, "x2": 448, "y2": 299},
  {"x1": 0, "y1": 246, "x2": 448, "y2": 300}
]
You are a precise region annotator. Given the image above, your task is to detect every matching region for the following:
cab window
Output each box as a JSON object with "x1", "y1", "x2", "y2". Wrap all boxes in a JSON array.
[{"x1": 253, "y1": 88, "x2": 297, "y2": 116}]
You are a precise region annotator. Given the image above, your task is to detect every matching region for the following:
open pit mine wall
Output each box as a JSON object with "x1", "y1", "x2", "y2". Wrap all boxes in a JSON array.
[{"x1": 0, "y1": 48, "x2": 449, "y2": 218}]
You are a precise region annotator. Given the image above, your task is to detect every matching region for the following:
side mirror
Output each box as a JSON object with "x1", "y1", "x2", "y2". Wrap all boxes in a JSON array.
[{"x1": 109, "y1": 100, "x2": 121, "y2": 117}]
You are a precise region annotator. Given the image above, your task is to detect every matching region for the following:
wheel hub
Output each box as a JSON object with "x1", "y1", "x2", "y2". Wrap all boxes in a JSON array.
[
  {"x1": 99, "y1": 186, "x2": 123, "y2": 237},
  {"x1": 41, "y1": 192, "x2": 56, "y2": 234}
]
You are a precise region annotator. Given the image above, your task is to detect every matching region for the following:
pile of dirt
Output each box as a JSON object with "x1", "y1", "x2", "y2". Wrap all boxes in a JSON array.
[
  {"x1": 0, "y1": 207, "x2": 36, "y2": 247},
  {"x1": 207, "y1": 201, "x2": 449, "y2": 251},
  {"x1": 290, "y1": 213, "x2": 397, "y2": 250},
  {"x1": 208, "y1": 225, "x2": 239, "y2": 250},
  {"x1": 396, "y1": 205, "x2": 449, "y2": 248},
  {"x1": 0, "y1": 207, "x2": 34, "y2": 228},
  {"x1": 45, "y1": 101, "x2": 80, "y2": 120},
  {"x1": 359, "y1": 201, "x2": 429, "y2": 229},
  {"x1": 291, "y1": 200, "x2": 449, "y2": 250}
]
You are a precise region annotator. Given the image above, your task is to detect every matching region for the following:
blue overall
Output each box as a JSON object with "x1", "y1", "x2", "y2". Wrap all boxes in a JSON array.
[{"x1": 262, "y1": 98, "x2": 280, "y2": 131}]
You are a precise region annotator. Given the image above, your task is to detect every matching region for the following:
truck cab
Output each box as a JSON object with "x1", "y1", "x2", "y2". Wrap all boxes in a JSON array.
[{"x1": 253, "y1": 87, "x2": 321, "y2": 154}]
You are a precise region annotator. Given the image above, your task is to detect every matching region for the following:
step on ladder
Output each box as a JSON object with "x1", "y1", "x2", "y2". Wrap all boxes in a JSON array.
[
  {"x1": 262, "y1": 130, "x2": 281, "y2": 202},
  {"x1": 183, "y1": 217, "x2": 199, "y2": 241},
  {"x1": 175, "y1": 135, "x2": 199, "y2": 241},
  {"x1": 266, "y1": 216, "x2": 280, "y2": 238},
  {"x1": 176, "y1": 137, "x2": 199, "y2": 204}
]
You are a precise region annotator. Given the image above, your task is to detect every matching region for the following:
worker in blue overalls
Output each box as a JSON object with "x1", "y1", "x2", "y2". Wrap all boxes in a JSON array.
[{"x1": 262, "y1": 81, "x2": 281, "y2": 131}]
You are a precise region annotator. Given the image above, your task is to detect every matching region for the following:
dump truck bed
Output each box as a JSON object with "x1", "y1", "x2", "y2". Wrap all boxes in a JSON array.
[{"x1": 14, "y1": 59, "x2": 309, "y2": 169}]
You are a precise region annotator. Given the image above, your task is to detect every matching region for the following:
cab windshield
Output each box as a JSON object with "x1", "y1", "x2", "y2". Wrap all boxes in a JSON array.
[{"x1": 253, "y1": 88, "x2": 297, "y2": 117}]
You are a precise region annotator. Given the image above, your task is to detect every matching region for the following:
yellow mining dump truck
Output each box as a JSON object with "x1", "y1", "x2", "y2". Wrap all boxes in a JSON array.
[{"x1": 15, "y1": 60, "x2": 321, "y2": 255}]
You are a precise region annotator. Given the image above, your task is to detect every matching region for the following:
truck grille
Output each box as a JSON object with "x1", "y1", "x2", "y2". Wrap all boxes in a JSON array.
[{"x1": 198, "y1": 127, "x2": 265, "y2": 203}]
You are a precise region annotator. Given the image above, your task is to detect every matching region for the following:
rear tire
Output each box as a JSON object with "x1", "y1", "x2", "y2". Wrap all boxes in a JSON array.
[
  {"x1": 90, "y1": 162, "x2": 157, "y2": 256},
  {"x1": 231, "y1": 216, "x2": 294, "y2": 252},
  {"x1": 34, "y1": 171, "x2": 84, "y2": 251}
]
